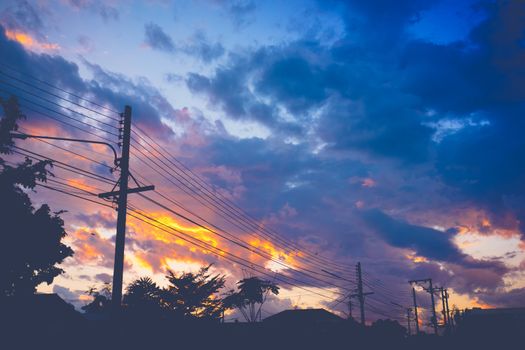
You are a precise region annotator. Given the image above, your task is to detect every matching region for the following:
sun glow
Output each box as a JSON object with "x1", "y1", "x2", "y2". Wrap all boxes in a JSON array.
[
  {"x1": 5, "y1": 29, "x2": 60, "y2": 52},
  {"x1": 405, "y1": 253, "x2": 429, "y2": 264}
]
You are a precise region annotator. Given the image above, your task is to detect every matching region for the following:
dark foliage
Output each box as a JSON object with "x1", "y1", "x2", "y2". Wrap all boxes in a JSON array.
[
  {"x1": 81, "y1": 282, "x2": 111, "y2": 317},
  {"x1": 162, "y1": 265, "x2": 225, "y2": 321},
  {"x1": 0, "y1": 96, "x2": 73, "y2": 297},
  {"x1": 223, "y1": 276, "x2": 279, "y2": 322},
  {"x1": 123, "y1": 277, "x2": 165, "y2": 317},
  {"x1": 119, "y1": 265, "x2": 226, "y2": 322}
]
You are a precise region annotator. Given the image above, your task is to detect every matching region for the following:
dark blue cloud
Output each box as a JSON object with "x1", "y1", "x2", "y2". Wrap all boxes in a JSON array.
[
  {"x1": 257, "y1": 55, "x2": 327, "y2": 114},
  {"x1": 361, "y1": 209, "x2": 465, "y2": 263},
  {"x1": 185, "y1": 0, "x2": 525, "y2": 242},
  {"x1": 182, "y1": 31, "x2": 225, "y2": 63},
  {"x1": 162, "y1": 0, "x2": 525, "y2": 302},
  {"x1": 423, "y1": 2, "x2": 525, "y2": 237},
  {"x1": 144, "y1": 23, "x2": 224, "y2": 62},
  {"x1": 186, "y1": 54, "x2": 289, "y2": 130},
  {"x1": 144, "y1": 22, "x2": 175, "y2": 53}
]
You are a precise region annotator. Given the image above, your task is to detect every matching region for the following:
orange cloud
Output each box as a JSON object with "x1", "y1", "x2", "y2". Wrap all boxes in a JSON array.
[
  {"x1": 361, "y1": 178, "x2": 376, "y2": 188},
  {"x1": 20, "y1": 122, "x2": 62, "y2": 138},
  {"x1": 123, "y1": 208, "x2": 308, "y2": 276},
  {"x1": 67, "y1": 178, "x2": 95, "y2": 193},
  {"x1": 249, "y1": 237, "x2": 299, "y2": 271},
  {"x1": 67, "y1": 228, "x2": 115, "y2": 267},
  {"x1": 5, "y1": 29, "x2": 60, "y2": 52},
  {"x1": 405, "y1": 253, "x2": 429, "y2": 264}
]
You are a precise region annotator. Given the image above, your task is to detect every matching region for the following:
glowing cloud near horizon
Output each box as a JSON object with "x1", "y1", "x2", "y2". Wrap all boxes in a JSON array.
[{"x1": 5, "y1": 29, "x2": 60, "y2": 52}]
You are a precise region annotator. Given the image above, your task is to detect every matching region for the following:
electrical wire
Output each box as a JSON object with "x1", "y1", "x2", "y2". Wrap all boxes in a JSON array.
[{"x1": 0, "y1": 63, "x2": 121, "y2": 116}]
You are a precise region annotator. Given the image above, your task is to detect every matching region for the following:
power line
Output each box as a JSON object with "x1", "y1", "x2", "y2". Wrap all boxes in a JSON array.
[
  {"x1": 129, "y1": 152, "x2": 357, "y2": 285},
  {"x1": 27, "y1": 176, "x2": 347, "y2": 304},
  {"x1": 12, "y1": 146, "x2": 115, "y2": 184},
  {"x1": 25, "y1": 137, "x2": 113, "y2": 170},
  {"x1": 126, "y1": 206, "x2": 347, "y2": 300},
  {"x1": 136, "y1": 192, "x2": 350, "y2": 291},
  {"x1": 0, "y1": 63, "x2": 121, "y2": 115},
  {"x1": 0, "y1": 68, "x2": 119, "y2": 122},
  {"x1": 35, "y1": 182, "x2": 113, "y2": 208},
  {"x1": 0, "y1": 90, "x2": 117, "y2": 144},
  {"x1": 130, "y1": 126, "x2": 356, "y2": 274},
  {"x1": 0, "y1": 81, "x2": 119, "y2": 132},
  {"x1": 2, "y1": 83, "x2": 415, "y2": 312},
  {"x1": 18, "y1": 125, "x2": 115, "y2": 163},
  {"x1": 2, "y1": 62, "x2": 355, "y2": 277},
  {"x1": 130, "y1": 142, "x2": 356, "y2": 277}
]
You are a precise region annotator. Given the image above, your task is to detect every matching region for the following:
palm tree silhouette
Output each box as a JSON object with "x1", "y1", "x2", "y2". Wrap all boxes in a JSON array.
[{"x1": 224, "y1": 277, "x2": 279, "y2": 322}]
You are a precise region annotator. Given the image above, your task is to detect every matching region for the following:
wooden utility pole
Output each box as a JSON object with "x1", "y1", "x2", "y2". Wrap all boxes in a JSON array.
[
  {"x1": 445, "y1": 289, "x2": 452, "y2": 328},
  {"x1": 412, "y1": 287, "x2": 420, "y2": 334},
  {"x1": 98, "y1": 106, "x2": 154, "y2": 311},
  {"x1": 409, "y1": 278, "x2": 438, "y2": 335},
  {"x1": 352, "y1": 262, "x2": 373, "y2": 325},
  {"x1": 438, "y1": 287, "x2": 448, "y2": 326},
  {"x1": 428, "y1": 279, "x2": 438, "y2": 334}
]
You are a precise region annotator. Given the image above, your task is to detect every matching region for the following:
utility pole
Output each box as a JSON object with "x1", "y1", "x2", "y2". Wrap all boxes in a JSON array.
[
  {"x1": 348, "y1": 298, "x2": 353, "y2": 320},
  {"x1": 409, "y1": 278, "x2": 438, "y2": 335},
  {"x1": 406, "y1": 308, "x2": 412, "y2": 336},
  {"x1": 98, "y1": 106, "x2": 154, "y2": 311},
  {"x1": 444, "y1": 289, "x2": 452, "y2": 330},
  {"x1": 412, "y1": 287, "x2": 420, "y2": 334},
  {"x1": 438, "y1": 287, "x2": 447, "y2": 326},
  {"x1": 11, "y1": 107, "x2": 154, "y2": 312},
  {"x1": 352, "y1": 262, "x2": 373, "y2": 325},
  {"x1": 428, "y1": 279, "x2": 438, "y2": 334}
]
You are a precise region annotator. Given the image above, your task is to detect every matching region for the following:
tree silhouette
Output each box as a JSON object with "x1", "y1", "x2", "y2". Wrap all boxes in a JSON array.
[
  {"x1": 163, "y1": 265, "x2": 225, "y2": 321},
  {"x1": 0, "y1": 96, "x2": 73, "y2": 297},
  {"x1": 223, "y1": 277, "x2": 279, "y2": 322},
  {"x1": 123, "y1": 277, "x2": 165, "y2": 317},
  {"x1": 82, "y1": 282, "x2": 111, "y2": 316},
  {"x1": 370, "y1": 319, "x2": 406, "y2": 339}
]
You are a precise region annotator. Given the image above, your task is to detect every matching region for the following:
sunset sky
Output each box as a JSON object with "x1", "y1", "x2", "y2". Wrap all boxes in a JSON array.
[{"x1": 1, "y1": 0, "x2": 524, "y2": 327}]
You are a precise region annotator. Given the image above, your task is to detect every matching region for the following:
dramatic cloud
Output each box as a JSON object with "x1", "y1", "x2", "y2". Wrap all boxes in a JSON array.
[
  {"x1": 361, "y1": 209, "x2": 465, "y2": 263},
  {"x1": 185, "y1": 0, "x2": 525, "y2": 245}
]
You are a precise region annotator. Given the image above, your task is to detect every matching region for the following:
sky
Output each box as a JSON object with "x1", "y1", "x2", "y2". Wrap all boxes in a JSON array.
[{"x1": 1, "y1": 0, "x2": 524, "y2": 327}]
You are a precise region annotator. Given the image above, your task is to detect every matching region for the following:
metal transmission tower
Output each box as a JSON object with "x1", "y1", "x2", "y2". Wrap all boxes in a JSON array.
[
  {"x1": 409, "y1": 278, "x2": 438, "y2": 335},
  {"x1": 351, "y1": 262, "x2": 373, "y2": 325},
  {"x1": 98, "y1": 106, "x2": 154, "y2": 310}
]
